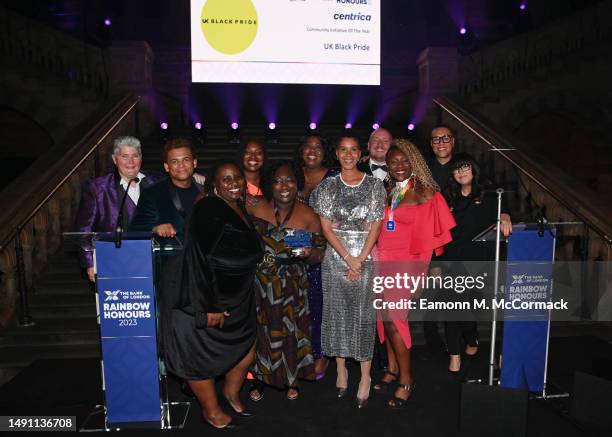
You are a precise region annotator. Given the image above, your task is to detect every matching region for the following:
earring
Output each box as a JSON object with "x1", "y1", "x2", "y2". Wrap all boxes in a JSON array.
[{"x1": 213, "y1": 187, "x2": 219, "y2": 196}]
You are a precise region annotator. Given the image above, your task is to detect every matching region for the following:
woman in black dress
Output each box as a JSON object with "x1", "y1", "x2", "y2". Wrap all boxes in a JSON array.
[
  {"x1": 163, "y1": 161, "x2": 263, "y2": 429},
  {"x1": 293, "y1": 133, "x2": 338, "y2": 378},
  {"x1": 441, "y1": 153, "x2": 512, "y2": 373}
]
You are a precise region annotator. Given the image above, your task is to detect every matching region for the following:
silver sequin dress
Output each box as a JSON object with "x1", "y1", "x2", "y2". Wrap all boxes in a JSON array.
[{"x1": 310, "y1": 174, "x2": 386, "y2": 361}]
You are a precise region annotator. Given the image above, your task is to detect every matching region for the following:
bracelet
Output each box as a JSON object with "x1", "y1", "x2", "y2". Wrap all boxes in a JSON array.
[{"x1": 343, "y1": 253, "x2": 350, "y2": 260}]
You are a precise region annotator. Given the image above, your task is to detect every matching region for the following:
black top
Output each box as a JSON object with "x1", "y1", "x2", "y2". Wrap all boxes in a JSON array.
[
  {"x1": 176, "y1": 184, "x2": 199, "y2": 216},
  {"x1": 428, "y1": 157, "x2": 452, "y2": 193},
  {"x1": 176, "y1": 197, "x2": 264, "y2": 315},
  {"x1": 162, "y1": 196, "x2": 264, "y2": 380},
  {"x1": 441, "y1": 191, "x2": 499, "y2": 262}
]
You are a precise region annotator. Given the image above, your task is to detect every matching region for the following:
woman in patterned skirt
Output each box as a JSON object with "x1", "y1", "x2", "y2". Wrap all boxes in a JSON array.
[
  {"x1": 310, "y1": 135, "x2": 386, "y2": 408},
  {"x1": 247, "y1": 161, "x2": 325, "y2": 400}
]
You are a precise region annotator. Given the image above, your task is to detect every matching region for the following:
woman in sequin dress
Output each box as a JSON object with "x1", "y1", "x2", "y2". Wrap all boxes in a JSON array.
[
  {"x1": 310, "y1": 135, "x2": 386, "y2": 408},
  {"x1": 294, "y1": 133, "x2": 338, "y2": 378}
]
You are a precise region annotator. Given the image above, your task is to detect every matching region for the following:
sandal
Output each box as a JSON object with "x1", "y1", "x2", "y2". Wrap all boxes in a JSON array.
[
  {"x1": 248, "y1": 381, "x2": 264, "y2": 402},
  {"x1": 387, "y1": 383, "x2": 415, "y2": 410},
  {"x1": 373, "y1": 371, "x2": 398, "y2": 392},
  {"x1": 286, "y1": 387, "x2": 299, "y2": 401}
]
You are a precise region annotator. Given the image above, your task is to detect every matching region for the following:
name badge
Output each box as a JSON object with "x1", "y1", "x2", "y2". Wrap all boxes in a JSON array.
[{"x1": 386, "y1": 221, "x2": 396, "y2": 231}]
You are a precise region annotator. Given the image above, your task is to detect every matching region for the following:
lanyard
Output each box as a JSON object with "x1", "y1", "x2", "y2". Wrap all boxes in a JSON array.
[
  {"x1": 274, "y1": 200, "x2": 296, "y2": 229},
  {"x1": 388, "y1": 174, "x2": 415, "y2": 224}
]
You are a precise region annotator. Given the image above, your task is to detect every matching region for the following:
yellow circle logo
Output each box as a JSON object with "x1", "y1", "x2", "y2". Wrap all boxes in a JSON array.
[{"x1": 201, "y1": 0, "x2": 258, "y2": 55}]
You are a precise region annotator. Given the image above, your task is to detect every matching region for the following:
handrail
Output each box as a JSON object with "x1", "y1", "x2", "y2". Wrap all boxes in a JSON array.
[
  {"x1": 434, "y1": 95, "x2": 612, "y2": 244},
  {"x1": 0, "y1": 93, "x2": 140, "y2": 251}
]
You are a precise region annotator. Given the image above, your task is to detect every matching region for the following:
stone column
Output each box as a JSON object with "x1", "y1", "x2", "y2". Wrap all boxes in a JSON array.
[
  {"x1": 416, "y1": 47, "x2": 459, "y2": 96},
  {"x1": 106, "y1": 41, "x2": 156, "y2": 133},
  {"x1": 416, "y1": 47, "x2": 459, "y2": 128}
]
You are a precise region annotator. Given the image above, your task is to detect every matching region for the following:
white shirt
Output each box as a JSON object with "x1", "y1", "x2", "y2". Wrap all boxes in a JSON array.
[
  {"x1": 369, "y1": 158, "x2": 388, "y2": 181},
  {"x1": 120, "y1": 172, "x2": 145, "y2": 205}
]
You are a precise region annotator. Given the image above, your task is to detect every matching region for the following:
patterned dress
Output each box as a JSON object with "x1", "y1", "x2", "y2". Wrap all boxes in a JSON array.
[
  {"x1": 251, "y1": 218, "x2": 316, "y2": 387},
  {"x1": 310, "y1": 174, "x2": 386, "y2": 361}
]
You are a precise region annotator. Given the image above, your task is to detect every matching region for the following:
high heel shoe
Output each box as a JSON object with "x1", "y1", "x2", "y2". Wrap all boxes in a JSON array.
[
  {"x1": 315, "y1": 357, "x2": 329, "y2": 381},
  {"x1": 356, "y1": 376, "x2": 371, "y2": 409},
  {"x1": 336, "y1": 369, "x2": 348, "y2": 398},
  {"x1": 201, "y1": 416, "x2": 240, "y2": 430},
  {"x1": 222, "y1": 395, "x2": 256, "y2": 418},
  {"x1": 373, "y1": 371, "x2": 398, "y2": 392},
  {"x1": 387, "y1": 383, "x2": 415, "y2": 410},
  {"x1": 248, "y1": 381, "x2": 264, "y2": 402}
]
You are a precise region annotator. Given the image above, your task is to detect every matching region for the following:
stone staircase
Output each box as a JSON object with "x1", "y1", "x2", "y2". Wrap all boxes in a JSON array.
[
  {"x1": 0, "y1": 243, "x2": 98, "y2": 368},
  {"x1": 0, "y1": 123, "x2": 377, "y2": 373},
  {"x1": 141, "y1": 124, "x2": 375, "y2": 172}
]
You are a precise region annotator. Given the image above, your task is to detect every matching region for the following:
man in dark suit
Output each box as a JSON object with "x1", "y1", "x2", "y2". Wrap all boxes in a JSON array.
[
  {"x1": 129, "y1": 137, "x2": 204, "y2": 399},
  {"x1": 129, "y1": 137, "x2": 203, "y2": 243},
  {"x1": 357, "y1": 127, "x2": 393, "y2": 191},
  {"x1": 74, "y1": 136, "x2": 164, "y2": 282}
]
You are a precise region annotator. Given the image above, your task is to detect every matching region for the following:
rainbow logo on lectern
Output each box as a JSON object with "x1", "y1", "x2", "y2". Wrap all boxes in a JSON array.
[{"x1": 200, "y1": 0, "x2": 258, "y2": 55}]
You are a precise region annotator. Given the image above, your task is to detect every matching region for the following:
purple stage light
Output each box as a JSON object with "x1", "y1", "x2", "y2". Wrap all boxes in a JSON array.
[
  {"x1": 268, "y1": 122, "x2": 276, "y2": 130},
  {"x1": 407, "y1": 123, "x2": 415, "y2": 131},
  {"x1": 309, "y1": 122, "x2": 317, "y2": 130},
  {"x1": 345, "y1": 123, "x2": 353, "y2": 129},
  {"x1": 372, "y1": 123, "x2": 380, "y2": 130},
  {"x1": 459, "y1": 27, "x2": 467, "y2": 35},
  {"x1": 519, "y1": 3, "x2": 526, "y2": 10},
  {"x1": 194, "y1": 122, "x2": 202, "y2": 130},
  {"x1": 103, "y1": 18, "x2": 112, "y2": 26},
  {"x1": 231, "y1": 122, "x2": 239, "y2": 130},
  {"x1": 160, "y1": 122, "x2": 168, "y2": 130}
]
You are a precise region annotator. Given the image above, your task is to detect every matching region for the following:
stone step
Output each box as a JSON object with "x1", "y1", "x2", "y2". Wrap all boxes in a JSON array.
[
  {"x1": 0, "y1": 344, "x2": 100, "y2": 367},
  {"x1": 0, "y1": 320, "x2": 98, "y2": 347},
  {"x1": 29, "y1": 293, "x2": 95, "y2": 308}
]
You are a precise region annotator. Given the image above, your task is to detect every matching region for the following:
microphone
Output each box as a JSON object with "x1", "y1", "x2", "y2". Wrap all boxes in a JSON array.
[{"x1": 115, "y1": 177, "x2": 139, "y2": 248}]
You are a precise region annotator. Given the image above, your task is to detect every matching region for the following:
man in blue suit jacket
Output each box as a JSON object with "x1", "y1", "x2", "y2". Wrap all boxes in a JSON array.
[{"x1": 129, "y1": 137, "x2": 204, "y2": 245}]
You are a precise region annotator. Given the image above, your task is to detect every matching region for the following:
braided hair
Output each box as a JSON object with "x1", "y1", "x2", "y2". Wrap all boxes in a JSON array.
[{"x1": 387, "y1": 138, "x2": 439, "y2": 193}]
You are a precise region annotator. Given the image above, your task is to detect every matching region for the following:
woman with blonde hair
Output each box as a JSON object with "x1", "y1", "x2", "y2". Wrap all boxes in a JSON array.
[{"x1": 373, "y1": 139, "x2": 455, "y2": 408}]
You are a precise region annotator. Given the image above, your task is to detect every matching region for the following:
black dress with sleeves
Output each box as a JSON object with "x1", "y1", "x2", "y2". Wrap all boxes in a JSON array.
[{"x1": 163, "y1": 197, "x2": 264, "y2": 380}]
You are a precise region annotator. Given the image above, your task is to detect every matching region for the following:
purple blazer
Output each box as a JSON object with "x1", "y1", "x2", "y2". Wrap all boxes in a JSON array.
[{"x1": 74, "y1": 170, "x2": 164, "y2": 267}]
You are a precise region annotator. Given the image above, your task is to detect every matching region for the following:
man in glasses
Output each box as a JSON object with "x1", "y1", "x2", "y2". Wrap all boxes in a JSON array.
[
  {"x1": 424, "y1": 125, "x2": 457, "y2": 358},
  {"x1": 428, "y1": 125, "x2": 456, "y2": 192}
]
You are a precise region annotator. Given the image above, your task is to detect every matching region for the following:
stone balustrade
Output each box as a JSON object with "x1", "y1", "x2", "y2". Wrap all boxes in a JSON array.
[{"x1": 0, "y1": 95, "x2": 139, "y2": 328}]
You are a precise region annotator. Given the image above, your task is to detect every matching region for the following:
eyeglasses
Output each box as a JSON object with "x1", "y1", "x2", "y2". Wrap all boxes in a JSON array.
[
  {"x1": 431, "y1": 134, "x2": 453, "y2": 145},
  {"x1": 452, "y1": 164, "x2": 472, "y2": 174}
]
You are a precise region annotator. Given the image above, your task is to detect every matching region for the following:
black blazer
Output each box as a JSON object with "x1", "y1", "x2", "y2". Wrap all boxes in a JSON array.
[
  {"x1": 358, "y1": 159, "x2": 392, "y2": 191},
  {"x1": 129, "y1": 179, "x2": 203, "y2": 243}
]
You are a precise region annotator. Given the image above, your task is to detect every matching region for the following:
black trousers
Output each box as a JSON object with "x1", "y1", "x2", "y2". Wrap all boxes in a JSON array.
[{"x1": 445, "y1": 320, "x2": 479, "y2": 355}]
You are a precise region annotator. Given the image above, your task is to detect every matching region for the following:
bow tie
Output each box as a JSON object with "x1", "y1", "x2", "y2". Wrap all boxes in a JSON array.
[{"x1": 371, "y1": 164, "x2": 388, "y2": 172}]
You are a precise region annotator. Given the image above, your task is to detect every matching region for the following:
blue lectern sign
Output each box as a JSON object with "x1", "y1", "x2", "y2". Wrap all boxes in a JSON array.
[
  {"x1": 95, "y1": 238, "x2": 161, "y2": 424},
  {"x1": 500, "y1": 228, "x2": 555, "y2": 393}
]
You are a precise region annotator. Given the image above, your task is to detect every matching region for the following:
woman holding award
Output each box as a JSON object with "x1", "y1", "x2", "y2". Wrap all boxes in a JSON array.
[
  {"x1": 310, "y1": 135, "x2": 386, "y2": 408},
  {"x1": 247, "y1": 161, "x2": 324, "y2": 401},
  {"x1": 374, "y1": 139, "x2": 455, "y2": 409}
]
